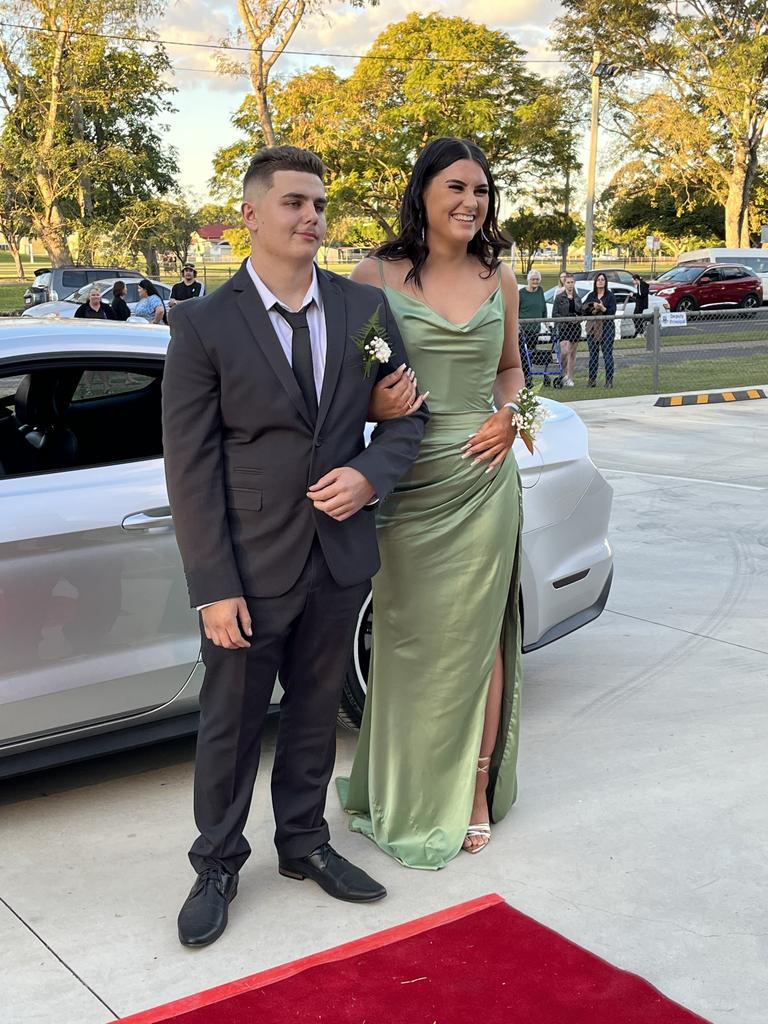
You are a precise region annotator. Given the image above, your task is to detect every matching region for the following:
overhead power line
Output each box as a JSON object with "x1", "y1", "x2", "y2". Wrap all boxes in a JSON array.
[{"x1": 0, "y1": 20, "x2": 569, "y2": 64}]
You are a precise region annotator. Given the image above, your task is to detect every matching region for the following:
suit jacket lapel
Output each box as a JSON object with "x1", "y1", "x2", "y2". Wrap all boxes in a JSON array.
[
  {"x1": 316, "y1": 269, "x2": 347, "y2": 435},
  {"x1": 232, "y1": 260, "x2": 314, "y2": 429}
]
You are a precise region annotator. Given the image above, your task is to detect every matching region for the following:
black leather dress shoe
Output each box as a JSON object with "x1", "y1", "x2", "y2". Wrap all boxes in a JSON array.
[
  {"x1": 278, "y1": 843, "x2": 386, "y2": 903},
  {"x1": 177, "y1": 867, "x2": 238, "y2": 947}
]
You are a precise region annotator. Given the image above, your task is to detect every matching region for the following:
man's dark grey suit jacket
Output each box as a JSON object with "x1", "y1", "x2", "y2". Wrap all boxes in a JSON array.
[{"x1": 162, "y1": 260, "x2": 428, "y2": 608}]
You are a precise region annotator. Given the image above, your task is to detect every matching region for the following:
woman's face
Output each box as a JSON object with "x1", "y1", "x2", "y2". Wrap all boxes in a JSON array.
[
  {"x1": 564, "y1": 276, "x2": 575, "y2": 295},
  {"x1": 88, "y1": 289, "x2": 101, "y2": 306},
  {"x1": 138, "y1": 285, "x2": 148, "y2": 298},
  {"x1": 527, "y1": 275, "x2": 541, "y2": 291},
  {"x1": 595, "y1": 273, "x2": 608, "y2": 292},
  {"x1": 559, "y1": 272, "x2": 567, "y2": 286},
  {"x1": 422, "y1": 158, "x2": 490, "y2": 248}
]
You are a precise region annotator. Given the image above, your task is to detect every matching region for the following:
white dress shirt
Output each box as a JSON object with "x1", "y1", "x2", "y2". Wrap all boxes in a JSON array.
[
  {"x1": 198, "y1": 261, "x2": 327, "y2": 612},
  {"x1": 245, "y1": 258, "x2": 327, "y2": 399}
]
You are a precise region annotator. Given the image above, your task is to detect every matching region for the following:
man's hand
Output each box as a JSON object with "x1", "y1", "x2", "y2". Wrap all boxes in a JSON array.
[
  {"x1": 307, "y1": 467, "x2": 375, "y2": 522},
  {"x1": 367, "y1": 363, "x2": 429, "y2": 422},
  {"x1": 201, "y1": 598, "x2": 252, "y2": 649}
]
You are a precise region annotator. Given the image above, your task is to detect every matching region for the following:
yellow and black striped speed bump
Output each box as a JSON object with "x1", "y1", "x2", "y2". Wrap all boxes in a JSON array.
[{"x1": 655, "y1": 388, "x2": 766, "y2": 407}]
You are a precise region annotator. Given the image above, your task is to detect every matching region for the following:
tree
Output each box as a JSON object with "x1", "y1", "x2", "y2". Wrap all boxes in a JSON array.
[
  {"x1": 553, "y1": 0, "x2": 768, "y2": 247},
  {"x1": 213, "y1": 15, "x2": 563, "y2": 237},
  {"x1": 0, "y1": 0, "x2": 177, "y2": 264},
  {"x1": 0, "y1": 159, "x2": 32, "y2": 279},
  {"x1": 218, "y1": 0, "x2": 376, "y2": 147},
  {"x1": 604, "y1": 161, "x2": 724, "y2": 247},
  {"x1": 503, "y1": 209, "x2": 580, "y2": 274}
]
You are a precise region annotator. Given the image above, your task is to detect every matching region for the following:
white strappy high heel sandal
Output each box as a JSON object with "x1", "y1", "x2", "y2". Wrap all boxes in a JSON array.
[{"x1": 463, "y1": 756, "x2": 492, "y2": 854}]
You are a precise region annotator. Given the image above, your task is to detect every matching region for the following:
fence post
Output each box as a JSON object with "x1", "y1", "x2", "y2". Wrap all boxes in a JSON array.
[{"x1": 650, "y1": 306, "x2": 661, "y2": 393}]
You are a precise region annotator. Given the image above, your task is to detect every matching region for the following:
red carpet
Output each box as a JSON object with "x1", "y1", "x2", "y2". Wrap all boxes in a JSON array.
[{"x1": 121, "y1": 894, "x2": 712, "y2": 1023}]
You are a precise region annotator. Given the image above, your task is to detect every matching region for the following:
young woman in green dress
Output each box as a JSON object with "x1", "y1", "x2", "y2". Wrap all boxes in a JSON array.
[{"x1": 340, "y1": 138, "x2": 526, "y2": 868}]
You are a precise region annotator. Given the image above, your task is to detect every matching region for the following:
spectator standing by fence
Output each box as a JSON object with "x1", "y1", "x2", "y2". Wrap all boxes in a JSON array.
[
  {"x1": 133, "y1": 280, "x2": 166, "y2": 324},
  {"x1": 583, "y1": 271, "x2": 617, "y2": 388},
  {"x1": 552, "y1": 273, "x2": 582, "y2": 387},
  {"x1": 518, "y1": 269, "x2": 547, "y2": 386},
  {"x1": 74, "y1": 287, "x2": 113, "y2": 320},
  {"x1": 109, "y1": 281, "x2": 131, "y2": 322},
  {"x1": 169, "y1": 264, "x2": 204, "y2": 307},
  {"x1": 631, "y1": 274, "x2": 650, "y2": 337}
]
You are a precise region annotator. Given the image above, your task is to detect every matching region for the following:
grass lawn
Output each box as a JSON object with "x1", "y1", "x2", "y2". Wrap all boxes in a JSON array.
[
  {"x1": 557, "y1": 354, "x2": 768, "y2": 401},
  {"x1": 0, "y1": 284, "x2": 27, "y2": 312}
]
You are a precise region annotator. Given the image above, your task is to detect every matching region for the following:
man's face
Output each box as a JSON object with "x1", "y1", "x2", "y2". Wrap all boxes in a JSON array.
[
  {"x1": 183, "y1": 268, "x2": 195, "y2": 283},
  {"x1": 241, "y1": 170, "x2": 326, "y2": 263}
]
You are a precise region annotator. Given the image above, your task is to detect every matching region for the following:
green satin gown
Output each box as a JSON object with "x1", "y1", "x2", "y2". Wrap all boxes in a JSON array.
[{"x1": 339, "y1": 272, "x2": 524, "y2": 870}]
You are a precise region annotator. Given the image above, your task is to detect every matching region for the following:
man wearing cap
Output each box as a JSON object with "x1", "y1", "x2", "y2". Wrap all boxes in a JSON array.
[{"x1": 169, "y1": 264, "x2": 205, "y2": 306}]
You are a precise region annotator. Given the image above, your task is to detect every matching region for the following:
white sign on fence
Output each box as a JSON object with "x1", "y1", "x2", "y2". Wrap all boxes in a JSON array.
[{"x1": 660, "y1": 311, "x2": 687, "y2": 327}]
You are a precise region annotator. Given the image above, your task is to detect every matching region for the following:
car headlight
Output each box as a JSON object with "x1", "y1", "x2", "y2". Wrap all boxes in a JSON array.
[{"x1": 656, "y1": 288, "x2": 673, "y2": 296}]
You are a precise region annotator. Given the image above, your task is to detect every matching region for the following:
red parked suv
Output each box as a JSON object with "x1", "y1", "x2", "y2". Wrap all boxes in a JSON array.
[{"x1": 649, "y1": 262, "x2": 763, "y2": 311}]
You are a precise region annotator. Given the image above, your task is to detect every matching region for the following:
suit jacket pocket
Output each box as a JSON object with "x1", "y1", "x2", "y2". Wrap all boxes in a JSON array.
[{"x1": 225, "y1": 486, "x2": 263, "y2": 511}]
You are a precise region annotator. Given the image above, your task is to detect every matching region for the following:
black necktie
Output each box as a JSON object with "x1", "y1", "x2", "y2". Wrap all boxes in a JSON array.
[{"x1": 273, "y1": 301, "x2": 318, "y2": 422}]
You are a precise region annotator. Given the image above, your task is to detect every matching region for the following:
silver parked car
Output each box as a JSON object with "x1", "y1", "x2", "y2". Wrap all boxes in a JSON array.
[{"x1": 0, "y1": 319, "x2": 613, "y2": 776}]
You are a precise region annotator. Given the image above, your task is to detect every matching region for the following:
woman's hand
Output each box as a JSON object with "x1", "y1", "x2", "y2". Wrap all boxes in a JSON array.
[
  {"x1": 461, "y1": 407, "x2": 518, "y2": 473},
  {"x1": 367, "y1": 363, "x2": 429, "y2": 421}
]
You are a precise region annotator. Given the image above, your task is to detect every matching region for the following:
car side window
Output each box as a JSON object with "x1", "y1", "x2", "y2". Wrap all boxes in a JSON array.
[
  {"x1": 0, "y1": 363, "x2": 163, "y2": 478},
  {"x1": 72, "y1": 371, "x2": 156, "y2": 402},
  {"x1": 61, "y1": 270, "x2": 88, "y2": 289}
]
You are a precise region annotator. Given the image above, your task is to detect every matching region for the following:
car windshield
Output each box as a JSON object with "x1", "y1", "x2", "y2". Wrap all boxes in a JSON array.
[
  {"x1": 67, "y1": 283, "x2": 109, "y2": 303},
  {"x1": 656, "y1": 266, "x2": 703, "y2": 283}
]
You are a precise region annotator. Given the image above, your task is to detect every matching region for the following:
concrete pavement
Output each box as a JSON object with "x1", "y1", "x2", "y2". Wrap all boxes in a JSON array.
[{"x1": 2, "y1": 396, "x2": 767, "y2": 1023}]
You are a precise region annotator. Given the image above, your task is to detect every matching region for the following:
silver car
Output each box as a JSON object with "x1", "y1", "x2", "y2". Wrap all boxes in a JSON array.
[{"x1": 0, "y1": 319, "x2": 613, "y2": 776}]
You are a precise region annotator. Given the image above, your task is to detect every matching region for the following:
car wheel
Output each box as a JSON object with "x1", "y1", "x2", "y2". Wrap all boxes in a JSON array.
[
  {"x1": 338, "y1": 591, "x2": 372, "y2": 730},
  {"x1": 740, "y1": 293, "x2": 760, "y2": 309},
  {"x1": 675, "y1": 296, "x2": 698, "y2": 312}
]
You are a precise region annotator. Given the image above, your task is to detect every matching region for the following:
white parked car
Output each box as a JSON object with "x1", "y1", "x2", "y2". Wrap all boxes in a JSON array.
[
  {"x1": 20, "y1": 278, "x2": 172, "y2": 319},
  {"x1": 0, "y1": 318, "x2": 613, "y2": 773}
]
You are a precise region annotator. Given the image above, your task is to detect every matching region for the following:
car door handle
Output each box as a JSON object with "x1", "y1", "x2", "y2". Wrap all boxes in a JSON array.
[{"x1": 122, "y1": 507, "x2": 173, "y2": 531}]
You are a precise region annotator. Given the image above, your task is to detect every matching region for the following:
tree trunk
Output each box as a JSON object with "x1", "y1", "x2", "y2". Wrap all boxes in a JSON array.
[
  {"x1": 33, "y1": 211, "x2": 73, "y2": 266},
  {"x1": 141, "y1": 245, "x2": 160, "y2": 277},
  {"x1": 8, "y1": 237, "x2": 25, "y2": 279},
  {"x1": 251, "y1": 53, "x2": 276, "y2": 146},
  {"x1": 724, "y1": 144, "x2": 758, "y2": 248}
]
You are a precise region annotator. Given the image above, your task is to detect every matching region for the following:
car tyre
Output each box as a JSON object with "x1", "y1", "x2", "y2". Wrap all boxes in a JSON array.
[
  {"x1": 740, "y1": 292, "x2": 760, "y2": 309},
  {"x1": 338, "y1": 591, "x2": 372, "y2": 730},
  {"x1": 675, "y1": 296, "x2": 698, "y2": 312}
]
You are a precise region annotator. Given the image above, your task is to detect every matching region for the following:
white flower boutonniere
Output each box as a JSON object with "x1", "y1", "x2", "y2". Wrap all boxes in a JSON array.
[{"x1": 352, "y1": 306, "x2": 392, "y2": 378}]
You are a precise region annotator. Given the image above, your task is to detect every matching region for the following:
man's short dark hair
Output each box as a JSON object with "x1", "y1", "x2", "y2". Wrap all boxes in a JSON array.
[{"x1": 242, "y1": 146, "x2": 326, "y2": 197}]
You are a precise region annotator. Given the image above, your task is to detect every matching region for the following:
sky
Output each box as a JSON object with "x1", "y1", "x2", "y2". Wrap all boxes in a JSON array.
[{"x1": 156, "y1": 0, "x2": 566, "y2": 205}]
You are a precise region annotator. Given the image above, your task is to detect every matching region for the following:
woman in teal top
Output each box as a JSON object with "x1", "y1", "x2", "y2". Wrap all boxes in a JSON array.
[{"x1": 340, "y1": 138, "x2": 526, "y2": 868}]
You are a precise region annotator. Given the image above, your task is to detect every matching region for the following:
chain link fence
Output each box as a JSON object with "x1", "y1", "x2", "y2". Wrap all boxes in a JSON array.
[{"x1": 519, "y1": 307, "x2": 768, "y2": 399}]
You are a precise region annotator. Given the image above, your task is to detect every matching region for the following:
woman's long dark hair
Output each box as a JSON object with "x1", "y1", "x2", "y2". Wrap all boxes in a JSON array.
[
  {"x1": 593, "y1": 272, "x2": 609, "y2": 294},
  {"x1": 375, "y1": 138, "x2": 510, "y2": 288},
  {"x1": 138, "y1": 278, "x2": 160, "y2": 297}
]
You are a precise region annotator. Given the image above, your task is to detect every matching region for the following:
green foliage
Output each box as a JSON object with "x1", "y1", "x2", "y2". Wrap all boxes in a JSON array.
[
  {"x1": 503, "y1": 208, "x2": 581, "y2": 273},
  {"x1": 213, "y1": 14, "x2": 578, "y2": 237},
  {"x1": 553, "y1": 0, "x2": 768, "y2": 245},
  {"x1": 0, "y1": 0, "x2": 178, "y2": 263}
]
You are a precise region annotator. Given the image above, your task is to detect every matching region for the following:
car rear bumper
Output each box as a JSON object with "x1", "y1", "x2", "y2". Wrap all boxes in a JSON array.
[{"x1": 520, "y1": 465, "x2": 614, "y2": 649}]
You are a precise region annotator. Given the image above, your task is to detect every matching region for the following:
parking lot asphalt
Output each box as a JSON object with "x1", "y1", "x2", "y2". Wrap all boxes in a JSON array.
[{"x1": 2, "y1": 395, "x2": 767, "y2": 1024}]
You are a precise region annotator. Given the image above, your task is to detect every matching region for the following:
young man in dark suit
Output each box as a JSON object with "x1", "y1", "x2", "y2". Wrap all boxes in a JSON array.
[{"x1": 162, "y1": 146, "x2": 427, "y2": 947}]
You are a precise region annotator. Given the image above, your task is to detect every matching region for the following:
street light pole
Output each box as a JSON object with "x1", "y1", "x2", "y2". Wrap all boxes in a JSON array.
[
  {"x1": 583, "y1": 51, "x2": 601, "y2": 273},
  {"x1": 583, "y1": 52, "x2": 617, "y2": 273}
]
